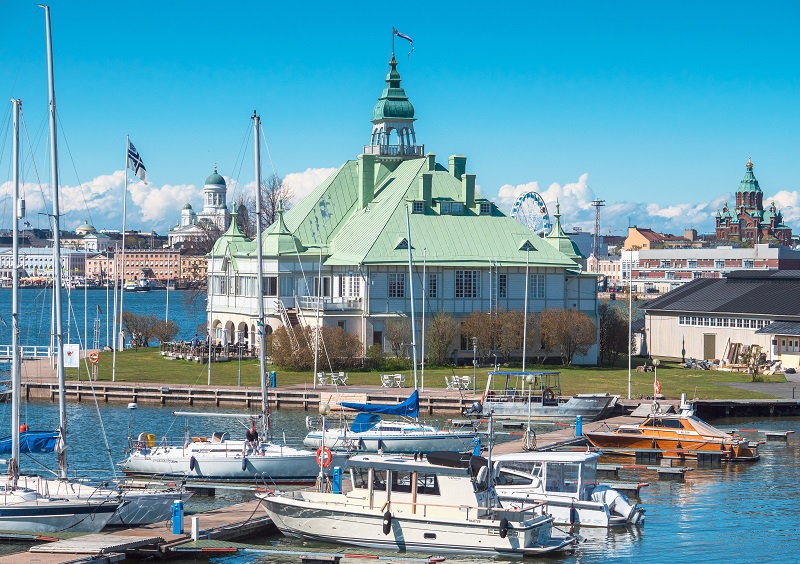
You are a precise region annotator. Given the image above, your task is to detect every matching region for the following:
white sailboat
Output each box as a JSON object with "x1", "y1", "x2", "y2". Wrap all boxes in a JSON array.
[{"x1": 121, "y1": 112, "x2": 348, "y2": 483}]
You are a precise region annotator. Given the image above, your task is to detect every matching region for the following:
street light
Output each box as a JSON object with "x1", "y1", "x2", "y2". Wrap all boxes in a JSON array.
[
  {"x1": 653, "y1": 358, "x2": 661, "y2": 398},
  {"x1": 525, "y1": 373, "x2": 534, "y2": 450},
  {"x1": 472, "y1": 337, "x2": 478, "y2": 394},
  {"x1": 519, "y1": 240, "x2": 534, "y2": 372},
  {"x1": 317, "y1": 401, "x2": 330, "y2": 491}
]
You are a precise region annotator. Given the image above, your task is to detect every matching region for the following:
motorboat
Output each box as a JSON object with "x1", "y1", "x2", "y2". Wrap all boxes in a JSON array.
[
  {"x1": 584, "y1": 402, "x2": 760, "y2": 461},
  {"x1": 121, "y1": 412, "x2": 349, "y2": 484},
  {"x1": 463, "y1": 371, "x2": 617, "y2": 421},
  {"x1": 493, "y1": 451, "x2": 644, "y2": 527},
  {"x1": 257, "y1": 451, "x2": 577, "y2": 557},
  {"x1": 304, "y1": 391, "x2": 478, "y2": 454}
]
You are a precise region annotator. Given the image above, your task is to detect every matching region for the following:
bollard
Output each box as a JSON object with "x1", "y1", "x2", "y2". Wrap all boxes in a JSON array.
[
  {"x1": 172, "y1": 500, "x2": 184, "y2": 534},
  {"x1": 270, "y1": 371, "x2": 277, "y2": 388},
  {"x1": 473, "y1": 436, "x2": 481, "y2": 457},
  {"x1": 191, "y1": 516, "x2": 200, "y2": 541},
  {"x1": 575, "y1": 415, "x2": 583, "y2": 437},
  {"x1": 332, "y1": 466, "x2": 342, "y2": 494}
]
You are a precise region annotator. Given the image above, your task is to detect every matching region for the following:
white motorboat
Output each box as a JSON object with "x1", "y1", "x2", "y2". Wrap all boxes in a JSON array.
[
  {"x1": 493, "y1": 451, "x2": 645, "y2": 527},
  {"x1": 464, "y1": 371, "x2": 618, "y2": 421},
  {"x1": 258, "y1": 451, "x2": 577, "y2": 557},
  {"x1": 122, "y1": 414, "x2": 348, "y2": 484},
  {"x1": 304, "y1": 391, "x2": 478, "y2": 454}
]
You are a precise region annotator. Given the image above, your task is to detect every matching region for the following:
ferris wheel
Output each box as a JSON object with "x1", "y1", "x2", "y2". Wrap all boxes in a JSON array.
[{"x1": 511, "y1": 191, "x2": 552, "y2": 236}]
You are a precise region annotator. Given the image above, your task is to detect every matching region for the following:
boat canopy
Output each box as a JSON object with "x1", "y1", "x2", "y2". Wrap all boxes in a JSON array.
[
  {"x1": 349, "y1": 413, "x2": 382, "y2": 433},
  {"x1": 341, "y1": 390, "x2": 420, "y2": 419},
  {"x1": 0, "y1": 431, "x2": 59, "y2": 455}
]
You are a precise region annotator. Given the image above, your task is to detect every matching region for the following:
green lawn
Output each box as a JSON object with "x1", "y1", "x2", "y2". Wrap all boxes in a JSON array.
[{"x1": 68, "y1": 348, "x2": 784, "y2": 400}]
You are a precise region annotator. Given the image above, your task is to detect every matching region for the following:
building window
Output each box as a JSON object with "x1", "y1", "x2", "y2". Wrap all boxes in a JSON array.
[
  {"x1": 692, "y1": 271, "x2": 702, "y2": 279},
  {"x1": 743, "y1": 260, "x2": 754, "y2": 268},
  {"x1": 314, "y1": 276, "x2": 331, "y2": 298},
  {"x1": 440, "y1": 202, "x2": 451, "y2": 214},
  {"x1": 263, "y1": 276, "x2": 278, "y2": 297},
  {"x1": 498, "y1": 274, "x2": 507, "y2": 298},
  {"x1": 388, "y1": 273, "x2": 405, "y2": 298},
  {"x1": 714, "y1": 260, "x2": 725, "y2": 269},
  {"x1": 480, "y1": 202, "x2": 492, "y2": 215},
  {"x1": 660, "y1": 260, "x2": 671, "y2": 268},
  {"x1": 528, "y1": 274, "x2": 545, "y2": 299},
  {"x1": 412, "y1": 201, "x2": 424, "y2": 214},
  {"x1": 428, "y1": 273, "x2": 437, "y2": 298},
  {"x1": 687, "y1": 260, "x2": 697, "y2": 268},
  {"x1": 455, "y1": 270, "x2": 481, "y2": 298},
  {"x1": 451, "y1": 202, "x2": 464, "y2": 214},
  {"x1": 341, "y1": 273, "x2": 361, "y2": 298}
]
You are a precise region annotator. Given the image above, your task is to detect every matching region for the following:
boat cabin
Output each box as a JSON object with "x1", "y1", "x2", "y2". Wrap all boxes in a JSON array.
[
  {"x1": 492, "y1": 451, "x2": 600, "y2": 502},
  {"x1": 483, "y1": 371, "x2": 563, "y2": 406}
]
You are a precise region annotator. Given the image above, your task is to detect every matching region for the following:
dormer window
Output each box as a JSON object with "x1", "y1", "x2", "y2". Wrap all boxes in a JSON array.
[
  {"x1": 412, "y1": 201, "x2": 424, "y2": 214},
  {"x1": 480, "y1": 202, "x2": 492, "y2": 215}
]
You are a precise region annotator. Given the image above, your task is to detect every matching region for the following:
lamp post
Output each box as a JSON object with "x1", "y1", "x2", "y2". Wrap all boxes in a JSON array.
[
  {"x1": 317, "y1": 401, "x2": 330, "y2": 491},
  {"x1": 525, "y1": 373, "x2": 534, "y2": 450},
  {"x1": 653, "y1": 358, "x2": 660, "y2": 397},
  {"x1": 237, "y1": 330, "x2": 243, "y2": 387},
  {"x1": 472, "y1": 337, "x2": 478, "y2": 394},
  {"x1": 519, "y1": 241, "x2": 533, "y2": 372}
]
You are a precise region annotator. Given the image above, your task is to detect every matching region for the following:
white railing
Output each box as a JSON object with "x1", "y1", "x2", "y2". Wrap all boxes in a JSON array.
[
  {"x1": 298, "y1": 296, "x2": 362, "y2": 311},
  {"x1": 362, "y1": 144, "x2": 424, "y2": 157},
  {"x1": 0, "y1": 345, "x2": 54, "y2": 359},
  {"x1": 273, "y1": 299, "x2": 300, "y2": 350}
]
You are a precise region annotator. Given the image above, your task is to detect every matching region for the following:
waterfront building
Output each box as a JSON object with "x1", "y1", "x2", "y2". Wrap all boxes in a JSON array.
[
  {"x1": 206, "y1": 55, "x2": 598, "y2": 362},
  {"x1": 0, "y1": 247, "x2": 85, "y2": 281},
  {"x1": 643, "y1": 270, "x2": 800, "y2": 369},
  {"x1": 61, "y1": 221, "x2": 113, "y2": 252},
  {"x1": 715, "y1": 159, "x2": 792, "y2": 246},
  {"x1": 180, "y1": 254, "x2": 207, "y2": 284},
  {"x1": 85, "y1": 249, "x2": 182, "y2": 284},
  {"x1": 624, "y1": 227, "x2": 705, "y2": 251}
]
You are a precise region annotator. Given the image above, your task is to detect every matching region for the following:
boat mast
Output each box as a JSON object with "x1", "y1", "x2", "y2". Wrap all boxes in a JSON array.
[
  {"x1": 253, "y1": 112, "x2": 269, "y2": 436},
  {"x1": 405, "y1": 205, "x2": 418, "y2": 390},
  {"x1": 42, "y1": 3, "x2": 68, "y2": 479},
  {"x1": 10, "y1": 98, "x2": 22, "y2": 486}
]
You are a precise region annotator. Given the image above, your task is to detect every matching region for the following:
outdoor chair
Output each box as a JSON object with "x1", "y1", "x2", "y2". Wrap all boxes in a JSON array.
[
  {"x1": 317, "y1": 372, "x2": 328, "y2": 386},
  {"x1": 380, "y1": 374, "x2": 393, "y2": 387}
]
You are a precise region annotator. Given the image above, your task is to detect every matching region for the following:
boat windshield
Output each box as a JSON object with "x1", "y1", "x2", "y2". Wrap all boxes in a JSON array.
[{"x1": 544, "y1": 462, "x2": 580, "y2": 495}]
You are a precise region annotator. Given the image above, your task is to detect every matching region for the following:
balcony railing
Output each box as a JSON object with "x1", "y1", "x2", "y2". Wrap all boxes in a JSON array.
[
  {"x1": 298, "y1": 296, "x2": 363, "y2": 311},
  {"x1": 362, "y1": 144, "x2": 424, "y2": 157}
]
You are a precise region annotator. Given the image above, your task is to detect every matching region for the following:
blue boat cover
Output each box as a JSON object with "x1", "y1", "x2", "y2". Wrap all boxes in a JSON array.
[
  {"x1": 349, "y1": 413, "x2": 382, "y2": 433},
  {"x1": 341, "y1": 390, "x2": 419, "y2": 419},
  {"x1": 0, "y1": 431, "x2": 59, "y2": 455}
]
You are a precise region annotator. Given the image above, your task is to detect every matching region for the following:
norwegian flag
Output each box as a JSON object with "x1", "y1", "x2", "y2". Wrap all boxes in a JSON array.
[{"x1": 127, "y1": 140, "x2": 148, "y2": 182}]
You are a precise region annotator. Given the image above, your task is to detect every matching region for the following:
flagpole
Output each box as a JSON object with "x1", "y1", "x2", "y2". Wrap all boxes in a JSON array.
[
  {"x1": 391, "y1": 27, "x2": 395, "y2": 57},
  {"x1": 113, "y1": 136, "x2": 129, "y2": 381}
]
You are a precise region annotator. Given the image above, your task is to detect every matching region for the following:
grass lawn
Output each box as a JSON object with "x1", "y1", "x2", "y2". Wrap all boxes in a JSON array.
[{"x1": 67, "y1": 348, "x2": 785, "y2": 400}]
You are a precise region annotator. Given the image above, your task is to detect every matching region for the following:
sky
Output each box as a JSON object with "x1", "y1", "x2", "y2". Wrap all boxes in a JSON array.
[{"x1": 2, "y1": 1, "x2": 800, "y2": 239}]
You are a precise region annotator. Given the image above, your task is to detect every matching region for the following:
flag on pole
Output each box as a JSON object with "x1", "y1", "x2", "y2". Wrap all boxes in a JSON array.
[
  {"x1": 127, "y1": 140, "x2": 148, "y2": 182},
  {"x1": 393, "y1": 27, "x2": 414, "y2": 58}
]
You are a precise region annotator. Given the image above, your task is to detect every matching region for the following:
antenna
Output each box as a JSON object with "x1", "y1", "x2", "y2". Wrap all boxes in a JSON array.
[{"x1": 591, "y1": 199, "x2": 605, "y2": 262}]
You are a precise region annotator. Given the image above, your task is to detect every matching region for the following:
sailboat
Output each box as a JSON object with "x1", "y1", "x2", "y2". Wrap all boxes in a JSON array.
[
  {"x1": 120, "y1": 111, "x2": 348, "y2": 483},
  {"x1": 303, "y1": 390, "x2": 478, "y2": 454}
]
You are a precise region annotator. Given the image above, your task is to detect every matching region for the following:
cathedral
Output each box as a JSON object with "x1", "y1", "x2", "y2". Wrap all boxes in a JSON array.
[
  {"x1": 715, "y1": 159, "x2": 792, "y2": 246},
  {"x1": 167, "y1": 166, "x2": 231, "y2": 249}
]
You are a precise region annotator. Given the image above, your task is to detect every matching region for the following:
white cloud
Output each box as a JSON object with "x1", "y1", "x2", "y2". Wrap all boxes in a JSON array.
[{"x1": 284, "y1": 167, "x2": 338, "y2": 201}]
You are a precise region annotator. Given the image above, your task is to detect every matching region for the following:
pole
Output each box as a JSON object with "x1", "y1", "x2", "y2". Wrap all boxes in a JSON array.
[
  {"x1": 253, "y1": 112, "x2": 269, "y2": 436},
  {"x1": 10, "y1": 98, "x2": 21, "y2": 485},
  {"x1": 421, "y1": 248, "x2": 426, "y2": 392},
  {"x1": 522, "y1": 248, "x2": 529, "y2": 372},
  {"x1": 84, "y1": 247, "x2": 87, "y2": 355},
  {"x1": 165, "y1": 258, "x2": 170, "y2": 324},
  {"x1": 105, "y1": 253, "x2": 109, "y2": 345},
  {"x1": 628, "y1": 259, "x2": 633, "y2": 400},
  {"x1": 118, "y1": 135, "x2": 129, "y2": 352},
  {"x1": 207, "y1": 259, "x2": 213, "y2": 386},
  {"x1": 43, "y1": 4, "x2": 68, "y2": 479},
  {"x1": 313, "y1": 245, "x2": 322, "y2": 390},
  {"x1": 405, "y1": 206, "x2": 418, "y2": 390}
]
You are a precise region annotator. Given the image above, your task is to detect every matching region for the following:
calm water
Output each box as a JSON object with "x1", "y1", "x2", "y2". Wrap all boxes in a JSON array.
[
  {"x1": 0, "y1": 400, "x2": 797, "y2": 563},
  {"x1": 2, "y1": 287, "x2": 206, "y2": 347}
]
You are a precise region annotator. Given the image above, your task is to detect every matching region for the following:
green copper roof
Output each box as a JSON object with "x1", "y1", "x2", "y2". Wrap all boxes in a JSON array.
[
  {"x1": 210, "y1": 208, "x2": 249, "y2": 256},
  {"x1": 183, "y1": 202, "x2": 193, "y2": 210},
  {"x1": 372, "y1": 55, "x2": 415, "y2": 121},
  {"x1": 543, "y1": 201, "x2": 584, "y2": 262},
  {"x1": 261, "y1": 200, "x2": 306, "y2": 256},
  {"x1": 206, "y1": 165, "x2": 226, "y2": 187},
  {"x1": 738, "y1": 159, "x2": 761, "y2": 193}
]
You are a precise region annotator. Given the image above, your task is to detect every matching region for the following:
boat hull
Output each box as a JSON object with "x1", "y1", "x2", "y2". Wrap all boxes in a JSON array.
[
  {"x1": 303, "y1": 431, "x2": 476, "y2": 454},
  {"x1": 0, "y1": 490, "x2": 119, "y2": 533},
  {"x1": 584, "y1": 432, "x2": 759, "y2": 460},
  {"x1": 259, "y1": 495, "x2": 575, "y2": 556},
  {"x1": 482, "y1": 394, "x2": 617, "y2": 421}
]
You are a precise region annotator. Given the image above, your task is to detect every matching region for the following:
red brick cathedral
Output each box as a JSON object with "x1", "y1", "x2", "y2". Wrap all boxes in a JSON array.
[{"x1": 715, "y1": 159, "x2": 792, "y2": 246}]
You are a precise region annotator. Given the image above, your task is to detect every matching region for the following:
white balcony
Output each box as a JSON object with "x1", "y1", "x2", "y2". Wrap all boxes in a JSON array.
[
  {"x1": 363, "y1": 144, "x2": 424, "y2": 157},
  {"x1": 298, "y1": 296, "x2": 363, "y2": 311}
]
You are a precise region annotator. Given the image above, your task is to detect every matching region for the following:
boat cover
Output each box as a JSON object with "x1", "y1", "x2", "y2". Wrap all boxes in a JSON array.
[
  {"x1": 349, "y1": 413, "x2": 382, "y2": 433},
  {"x1": 341, "y1": 390, "x2": 419, "y2": 418},
  {"x1": 427, "y1": 451, "x2": 488, "y2": 474},
  {"x1": 0, "y1": 431, "x2": 59, "y2": 454}
]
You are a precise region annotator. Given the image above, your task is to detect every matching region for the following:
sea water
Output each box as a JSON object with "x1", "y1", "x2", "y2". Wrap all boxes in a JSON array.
[{"x1": 0, "y1": 400, "x2": 797, "y2": 563}]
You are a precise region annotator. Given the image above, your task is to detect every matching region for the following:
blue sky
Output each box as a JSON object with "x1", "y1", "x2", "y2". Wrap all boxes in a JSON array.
[{"x1": 2, "y1": 1, "x2": 800, "y2": 238}]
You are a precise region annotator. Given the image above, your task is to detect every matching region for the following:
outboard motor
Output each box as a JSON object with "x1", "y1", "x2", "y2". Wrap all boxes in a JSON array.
[
  {"x1": 591, "y1": 485, "x2": 643, "y2": 523},
  {"x1": 463, "y1": 401, "x2": 483, "y2": 417}
]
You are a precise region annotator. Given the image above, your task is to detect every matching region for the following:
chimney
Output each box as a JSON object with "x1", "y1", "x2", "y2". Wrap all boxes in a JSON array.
[
  {"x1": 449, "y1": 155, "x2": 466, "y2": 180},
  {"x1": 358, "y1": 154, "x2": 375, "y2": 209},
  {"x1": 461, "y1": 174, "x2": 475, "y2": 209},
  {"x1": 419, "y1": 173, "x2": 432, "y2": 204},
  {"x1": 426, "y1": 153, "x2": 436, "y2": 172}
]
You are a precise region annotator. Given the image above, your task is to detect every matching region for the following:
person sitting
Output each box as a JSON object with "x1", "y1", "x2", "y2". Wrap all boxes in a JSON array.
[{"x1": 245, "y1": 420, "x2": 259, "y2": 452}]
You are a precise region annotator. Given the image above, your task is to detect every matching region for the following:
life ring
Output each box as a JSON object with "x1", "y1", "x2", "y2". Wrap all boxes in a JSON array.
[
  {"x1": 88, "y1": 352, "x2": 99, "y2": 364},
  {"x1": 543, "y1": 388, "x2": 555, "y2": 402},
  {"x1": 316, "y1": 446, "x2": 333, "y2": 468}
]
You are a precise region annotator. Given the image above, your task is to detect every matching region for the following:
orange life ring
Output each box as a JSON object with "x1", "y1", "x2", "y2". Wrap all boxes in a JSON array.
[
  {"x1": 316, "y1": 446, "x2": 333, "y2": 468},
  {"x1": 88, "y1": 352, "x2": 99, "y2": 364}
]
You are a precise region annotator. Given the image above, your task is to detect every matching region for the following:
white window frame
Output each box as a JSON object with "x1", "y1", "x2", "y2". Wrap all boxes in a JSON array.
[
  {"x1": 388, "y1": 273, "x2": 405, "y2": 298},
  {"x1": 528, "y1": 273, "x2": 545, "y2": 299},
  {"x1": 455, "y1": 270, "x2": 481, "y2": 298}
]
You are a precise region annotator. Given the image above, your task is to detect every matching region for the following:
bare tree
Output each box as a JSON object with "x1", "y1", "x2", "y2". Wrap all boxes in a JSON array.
[
  {"x1": 460, "y1": 310, "x2": 499, "y2": 362},
  {"x1": 425, "y1": 311, "x2": 458, "y2": 366},
  {"x1": 540, "y1": 309, "x2": 597, "y2": 366},
  {"x1": 385, "y1": 318, "x2": 412, "y2": 358},
  {"x1": 237, "y1": 173, "x2": 294, "y2": 237}
]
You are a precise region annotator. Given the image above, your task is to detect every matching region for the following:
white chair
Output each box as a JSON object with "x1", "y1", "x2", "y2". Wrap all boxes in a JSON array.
[
  {"x1": 334, "y1": 372, "x2": 348, "y2": 386},
  {"x1": 460, "y1": 376, "x2": 471, "y2": 390},
  {"x1": 380, "y1": 374, "x2": 393, "y2": 387},
  {"x1": 394, "y1": 374, "x2": 405, "y2": 388},
  {"x1": 317, "y1": 372, "x2": 328, "y2": 386},
  {"x1": 445, "y1": 375, "x2": 457, "y2": 390}
]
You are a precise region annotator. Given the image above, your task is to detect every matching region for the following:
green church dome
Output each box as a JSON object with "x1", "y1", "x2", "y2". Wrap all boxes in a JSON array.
[
  {"x1": 205, "y1": 165, "x2": 226, "y2": 187},
  {"x1": 372, "y1": 55, "x2": 415, "y2": 121},
  {"x1": 738, "y1": 159, "x2": 761, "y2": 193}
]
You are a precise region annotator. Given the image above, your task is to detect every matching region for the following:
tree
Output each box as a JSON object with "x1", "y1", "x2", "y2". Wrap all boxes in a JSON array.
[
  {"x1": 740, "y1": 344, "x2": 764, "y2": 382},
  {"x1": 152, "y1": 319, "x2": 180, "y2": 344},
  {"x1": 540, "y1": 308, "x2": 597, "y2": 366},
  {"x1": 385, "y1": 318, "x2": 412, "y2": 358},
  {"x1": 495, "y1": 310, "x2": 524, "y2": 363},
  {"x1": 524, "y1": 312, "x2": 547, "y2": 365},
  {"x1": 460, "y1": 310, "x2": 499, "y2": 362},
  {"x1": 598, "y1": 302, "x2": 631, "y2": 366},
  {"x1": 191, "y1": 220, "x2": 223, "y2": 254},
  {"x1": 121, "y1": 311, "x2": 159, "y2": 349},
  {"x1": 425, "y1": 311, "x2": 458, "y2": 366},
  {"x1": 319, "y1": 326, "x2": 363, "y2": 370},
  {"x1": 237, "y1": 173, "x2": 294, "y2": 237}
]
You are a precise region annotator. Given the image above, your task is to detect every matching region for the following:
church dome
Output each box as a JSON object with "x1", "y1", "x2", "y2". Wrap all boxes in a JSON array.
[
  {"x1": 738, "y1": 159, "x2": 761, "y2": 193},
  {"x1": 183, "y1": 202, "x2": 193, "y2": 210},
  {"x1": 205, "y1": 165, "x2": 226, "y2": 187},
  {"x1": 76, "y1": 220, "x2": 96, "y2": 235},
  {"x1": 372, "y1": 55, "x2": 415, "y2": 121}
]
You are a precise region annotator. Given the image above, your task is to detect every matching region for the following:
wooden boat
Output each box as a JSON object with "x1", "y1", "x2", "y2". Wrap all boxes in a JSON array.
[
  {"x1": 584, "y1": 403, "x2": 759, "y2": 461},
  {"x1": 257, "y1": 452, "x2": 577, "y2": 557}
]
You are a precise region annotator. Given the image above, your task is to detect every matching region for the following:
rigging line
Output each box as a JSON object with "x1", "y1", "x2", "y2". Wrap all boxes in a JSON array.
[
  {"x1": 20, "y1": 112, "x2": 53, "y2": 220},
  {"x1": 64, "y1": 291, "x2": 116, "y2": 478},
  {"x1": 259, "y1": 122, "x2": 277, "y2": 178},
  {"x1": 229, "y1": 121, "x2": 252, "y2": 208},
  {"x1": 290, "y1": 237, "x2": 333, "y2": 371},
  {"x1": 55, "y1": 114, "x2": 94, "y2": 226}
]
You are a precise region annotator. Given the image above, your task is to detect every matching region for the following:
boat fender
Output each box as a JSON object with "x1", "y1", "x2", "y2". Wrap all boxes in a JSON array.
[
  {"x1": 570, "y1": 502, "x2": 577, "y2": 525},
  {"x1": 382, "y1": 511, "x2": 392, "y2": 535},
  {"x1": 499, "y1": 517, "x2": 509, "y2": 539},
  {"x1": 543, "y1": 388, "x2": 555, "y2": 403},
  {"x1": 189, "y1": 456, "x2": 196, "y2": 472},
  {"x1": 241, "y1": 457, "x2": 247, "y2": 471}
]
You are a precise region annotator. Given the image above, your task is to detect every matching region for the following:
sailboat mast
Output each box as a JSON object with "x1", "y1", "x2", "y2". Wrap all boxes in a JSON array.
[
  {"x1": 405, "y1": 205, "x2": 418, "y2": 390},
  {"x1": 10, "y1": 98, "x2": 22, "y2": 486},
  {"x1": 42, "y1": 4, "x2": 68, "y2": 479},
  {"x1": 253, "y1": 112, "x2": 269, "y2": 435}
]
